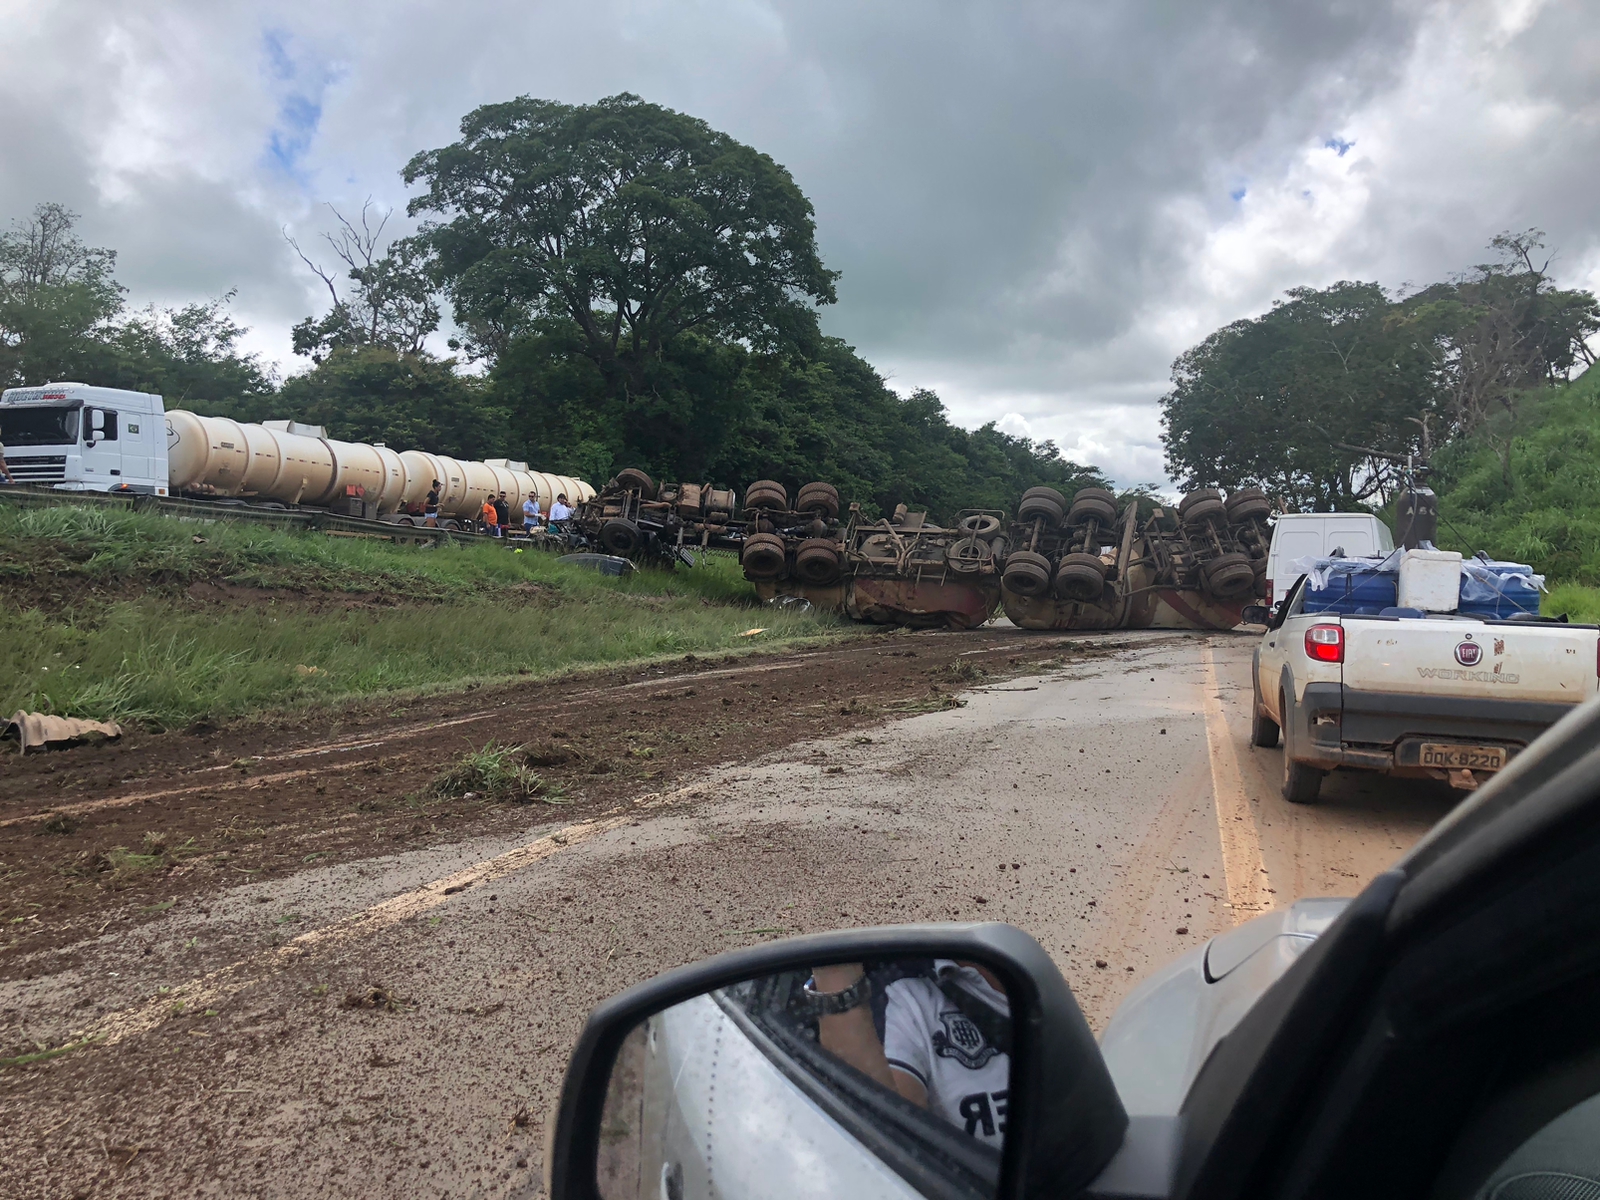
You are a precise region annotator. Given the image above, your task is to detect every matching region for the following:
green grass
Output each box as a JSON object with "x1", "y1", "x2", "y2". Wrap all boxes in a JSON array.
[
  {"x1": 1431, "y1": 366, "x2": 1600, "y2": 585},
  {"x1": 426, "y1": 741, "x2": 561, "y2": 804},
  {"x1": 0, "y1": 503, "x2": 757, "y2": 604},
  {"x1": 0, "y1": 501, "x2": 851, "y2": 726},
  {"x1": 1544, "y1": 583, "x2": 1600, "y2": 625}
]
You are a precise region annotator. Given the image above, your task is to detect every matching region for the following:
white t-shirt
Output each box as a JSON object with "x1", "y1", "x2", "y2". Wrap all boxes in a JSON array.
[
  {"x1": 882, "y1": 962, "x2": 1011, "y2": 1147},
  {"x1": 550, "y1": 501, "x2": 572, "y2": 521}
]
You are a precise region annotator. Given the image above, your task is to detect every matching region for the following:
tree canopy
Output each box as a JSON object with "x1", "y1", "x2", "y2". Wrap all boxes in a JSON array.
[
  {"x1": 403, "y1": 93, "x2": 838, "y2": 379},
  {"x1": 1161, "y1": 233, "x2": 1600, "y2": 509}
]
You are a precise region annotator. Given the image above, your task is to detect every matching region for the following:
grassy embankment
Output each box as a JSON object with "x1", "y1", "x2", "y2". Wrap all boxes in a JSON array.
[
  {"x1": 0, "y1": 504, "x2": 850, "y2": 727},
  {"x1": 1424, "y1": 365, "x2": 1600, "y2": 623}
]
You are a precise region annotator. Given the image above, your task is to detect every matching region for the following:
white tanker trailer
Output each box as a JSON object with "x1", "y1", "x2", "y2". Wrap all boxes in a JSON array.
[{"x1": 0, "y1": 382, "x2": 593, "y2": 525}]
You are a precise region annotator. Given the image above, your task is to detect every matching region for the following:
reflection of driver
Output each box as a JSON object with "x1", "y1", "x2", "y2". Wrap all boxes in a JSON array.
[{"x1": 807, "y1": 961, "x2": 1011, "y2": 1148}]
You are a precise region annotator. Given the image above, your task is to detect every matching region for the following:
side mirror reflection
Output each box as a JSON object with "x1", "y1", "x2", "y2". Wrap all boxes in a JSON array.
[
  {"x1": 596, "y1": 958, "x2": 1013, "y2": 1199},
  {"x1": 1240, "y1": 604, "x2": 1271, "y2": 626}
]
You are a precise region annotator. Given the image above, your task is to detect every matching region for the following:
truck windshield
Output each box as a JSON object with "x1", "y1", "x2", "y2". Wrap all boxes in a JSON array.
[{"x1": 0, "y1": 404, "x2": 80, "y2": 446}]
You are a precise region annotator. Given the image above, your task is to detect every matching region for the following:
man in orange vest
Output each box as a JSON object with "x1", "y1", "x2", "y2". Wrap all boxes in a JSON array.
[{"x1": 480, "y1": 497, "x2": 499, "y2": 537}]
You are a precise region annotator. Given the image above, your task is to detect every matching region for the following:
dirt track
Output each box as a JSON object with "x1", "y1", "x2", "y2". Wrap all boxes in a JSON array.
[{"x1": 0, "y1": 629, "x2": 1455, "y2": 1199}]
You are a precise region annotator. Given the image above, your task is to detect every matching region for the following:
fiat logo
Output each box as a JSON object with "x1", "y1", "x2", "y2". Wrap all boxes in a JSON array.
[{"x1": 1455, "y1": 641, "x2": 1483, "y2": 666}]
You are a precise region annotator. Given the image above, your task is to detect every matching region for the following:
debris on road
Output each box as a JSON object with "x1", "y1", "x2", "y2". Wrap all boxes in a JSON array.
[
  {"x1": 341, "y1": 985, "x2": 415, "y2": 1013},
  {"x1": 3, "y1": 711, "x2": 122, "y2": 752}
]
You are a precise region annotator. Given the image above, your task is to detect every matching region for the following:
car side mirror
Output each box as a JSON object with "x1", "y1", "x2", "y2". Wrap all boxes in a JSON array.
[
  {"x1": 545, "y1": 923, "x2": 1128, "y2": 1200},
  {"x1": 1240, "y1": 605, "x2": 1270, "y2": 627}
]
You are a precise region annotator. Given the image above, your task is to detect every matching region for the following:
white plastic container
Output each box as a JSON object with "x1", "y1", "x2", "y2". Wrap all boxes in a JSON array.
[{"x1": 1398, "y1": 549, "x2": 1463, "y2": 612}]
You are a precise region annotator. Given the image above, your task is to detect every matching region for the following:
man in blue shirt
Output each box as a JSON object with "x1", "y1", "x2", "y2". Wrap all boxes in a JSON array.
[{"x1": 522, "y1": 492, "x2": 542, "y2": 530}]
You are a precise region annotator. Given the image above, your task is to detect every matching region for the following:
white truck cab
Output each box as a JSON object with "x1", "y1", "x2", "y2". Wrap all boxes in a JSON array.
[
  {"x1": 1264, "y1": 513, "x2": 1393, "y2": 605},
  {"x1": 0, "y1": 382, "x2": 169, "y2": 495}
]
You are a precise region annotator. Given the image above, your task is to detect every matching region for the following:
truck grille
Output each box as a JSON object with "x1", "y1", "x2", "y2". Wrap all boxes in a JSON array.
[{"x1": 7, "y1": 455, "x2": 67, "y2": 483}]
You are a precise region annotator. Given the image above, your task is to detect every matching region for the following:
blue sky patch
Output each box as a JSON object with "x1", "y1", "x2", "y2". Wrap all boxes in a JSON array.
[
  {"x1": 1325, "y1": 136, "x2": 1354, "y2": 156},
  {"x1": 260, "y1": 29, "x2": 340, "y2": 183}
]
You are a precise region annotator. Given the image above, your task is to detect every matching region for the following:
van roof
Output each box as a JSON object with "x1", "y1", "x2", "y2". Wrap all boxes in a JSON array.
[{"x1": 1273, "y1": 512, "x2": 1383, "y2": 521}]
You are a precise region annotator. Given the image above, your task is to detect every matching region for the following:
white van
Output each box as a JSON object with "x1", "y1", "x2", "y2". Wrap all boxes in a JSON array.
[{"x1": 1265, "y1": 512, "x2": 1394, "y2": 605}]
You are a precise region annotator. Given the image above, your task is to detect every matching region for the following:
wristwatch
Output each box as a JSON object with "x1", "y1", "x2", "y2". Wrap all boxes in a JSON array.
[{"x1": 799, "y1": 973, "x2": 871, "y2": 1016}]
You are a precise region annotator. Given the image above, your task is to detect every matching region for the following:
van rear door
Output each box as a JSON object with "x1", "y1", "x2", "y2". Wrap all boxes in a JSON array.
[{"x1": 1342, "y1": 618, "x2": 1598, "y2": 705}]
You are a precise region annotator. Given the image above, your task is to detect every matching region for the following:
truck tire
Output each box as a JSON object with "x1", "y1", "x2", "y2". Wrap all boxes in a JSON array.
[
  {"x1": 1178, "y1": 488, "x2": 1223, "y2": 517},
  {"x1": 741, "y1": 533, "x2": 788, "y2": 580},
  {"x1": 615, "y1": 468, "x2": 657, "y2": 500},
  {"x1": 957, "y1": 513, "x2": 1002, "y2": 539},
  {"x1": 1017, "y1": 487, "x2": 1066, "y2": 527},
  {"x1": 1002, "y1": 550, "x2": 1053, "y2": 597},
  {"x1": 1067, "y1": 496, "x2": 1118, "y2": 527},
  {"x1": 1251, "y1": 668, "x2": 1279, "y2": 748},
  {"x1": 1226, "y1": 487, "x2": 1270, "y2": 523},
  {"x1": 1280, "y1": 690, "x2": 1324, "y2": 803},
  {"x1": 1053, "y1": 552, "x2": 1108, "y2": 602},
  {"x1": 795, "y1": 482, "x2": 840, "y2": 520},
  {"x1": 1183, "y1": 497, "x2": 1228, "y2": 528},
  {"x1": 946, "y1": 537, "x2": 993, "y2": 574},
  {"x1": 1203, "y1": 552, "x2": 1256, "y2": 598},
  {"x1": 599, "y1": 518, "x2": 643, "y2": 556},
  {"x1": 793, "y1": 537, "x2": 842, "y2": 585},
  {"x1": 744, "y1": 481, "x2": 789, "y2": 512}
]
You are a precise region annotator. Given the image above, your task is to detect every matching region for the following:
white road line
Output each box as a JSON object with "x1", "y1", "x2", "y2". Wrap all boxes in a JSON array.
[{"x1": 1201, "y1": 643, "x2": 1274, "y2": 921}]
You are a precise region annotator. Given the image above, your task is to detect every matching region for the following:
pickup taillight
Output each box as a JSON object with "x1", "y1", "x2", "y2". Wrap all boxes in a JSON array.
[{"x1": 1305, "y1": 624, "x2": 1344, "y2": 663}]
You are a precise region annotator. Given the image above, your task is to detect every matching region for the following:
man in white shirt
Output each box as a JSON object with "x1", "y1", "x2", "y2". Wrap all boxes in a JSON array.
[
  {"x1": 809, "y1": 959, "x2": 1011, "y2": 1148},
  {"x1": 549, "y1": 494, "x2": 573, "y2": 525},
  {"x1": 0, "y1": 440, "x2": 13, "y2": 484}
]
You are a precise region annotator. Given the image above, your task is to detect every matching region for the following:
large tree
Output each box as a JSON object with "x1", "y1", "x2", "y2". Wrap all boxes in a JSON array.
[
  {"x1": 1397, "y1": 230, "x2": 1599, "y2": 487},
  {"x1": 0, "y1": 203, "x2": 125, "y2": 387},
  {"x1": 403, "y1": 93, "x2": 839, "y2": 390},
  {"x1": 286, "y1": 200, "x2": 441, "y2": 363},
  {"x1": 1161, "y1": 281, "x2": 1437, "y2": 510}
]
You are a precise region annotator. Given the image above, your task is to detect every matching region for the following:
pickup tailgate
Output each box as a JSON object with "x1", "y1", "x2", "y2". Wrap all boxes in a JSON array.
[{"x1": 1342, "y1": 619, "x2": 1599, "y2": 705}]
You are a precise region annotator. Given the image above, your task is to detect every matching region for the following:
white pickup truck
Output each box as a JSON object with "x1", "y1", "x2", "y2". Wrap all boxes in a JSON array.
[{"x1": 1248, "y1": 576, "x2": 1600, "y2": 803}]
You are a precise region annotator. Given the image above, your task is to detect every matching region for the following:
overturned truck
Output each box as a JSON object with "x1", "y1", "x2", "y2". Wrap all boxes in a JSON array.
[
  {"x1": 737, "y1": 480, "x2": 1005, "y2": 629},
  {"x1": 568, "y1": 469, "x2": 742, "y2": 565},
  {"x1": 997, "y1": 485, "x2": 1271, "y2": 630},
  {"x1": 740, "y1": 480, "x2": 1271, "y2": 632}
]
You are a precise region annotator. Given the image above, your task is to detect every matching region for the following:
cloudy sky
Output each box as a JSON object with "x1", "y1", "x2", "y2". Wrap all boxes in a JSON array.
[{"x1": 2, "y1": 0, "x2": 1596, "y2": 486}]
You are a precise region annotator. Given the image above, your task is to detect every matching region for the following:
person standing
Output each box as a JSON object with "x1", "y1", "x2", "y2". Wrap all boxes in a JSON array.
[
  {"x1": 424, "y1": 480, "x2": 442, "y2": 527},
  {"x1": 549, "y1": 494, "x2": 573, "y2": 526},
  {"x1": 0, "y1": 438, "x2": 13, "y2": 485},
  {"x1": 480, "y1": 497, "x2": 499, "y2": 537},
  {"x1": 522, "y1": 491, "x2": 542, "y2": 531},
  {"x1": 493, "y1": 491, "x2": 510, "y2": 536}
]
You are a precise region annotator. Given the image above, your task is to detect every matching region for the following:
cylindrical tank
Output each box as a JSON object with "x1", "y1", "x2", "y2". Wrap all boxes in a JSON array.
[{"x1": 165, "y1": 411, "x2": 589, "y2": 517}]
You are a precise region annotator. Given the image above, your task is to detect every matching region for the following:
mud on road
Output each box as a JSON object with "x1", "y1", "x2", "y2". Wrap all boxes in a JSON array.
[
  {"x1": 0, "y1": 630, "x2": 1452, "y2": 1200},
  {"x1": 0, "y1": 629, "x2": 1115, "y2": 975}
]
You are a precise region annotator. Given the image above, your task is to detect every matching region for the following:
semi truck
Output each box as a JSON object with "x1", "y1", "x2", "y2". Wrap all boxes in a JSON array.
[{"x1": 0, "y1": 382, "x2": 593, "y2": 526}]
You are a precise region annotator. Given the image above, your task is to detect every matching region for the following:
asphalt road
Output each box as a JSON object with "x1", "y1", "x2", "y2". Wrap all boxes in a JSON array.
[{"x1": 2, "y1": 632, "x2": 1457, "y2": 1199}]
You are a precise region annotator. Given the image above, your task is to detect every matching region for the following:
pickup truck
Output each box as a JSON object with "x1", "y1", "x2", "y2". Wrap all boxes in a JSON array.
[{"x1": 1249, "y1": 575, "x2": 1600, "y2": 802}]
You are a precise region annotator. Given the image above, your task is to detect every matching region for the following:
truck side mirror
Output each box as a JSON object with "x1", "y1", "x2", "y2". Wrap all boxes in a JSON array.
[{"x1": 88, "y1": 409, "x2": 104, "y2": 443}]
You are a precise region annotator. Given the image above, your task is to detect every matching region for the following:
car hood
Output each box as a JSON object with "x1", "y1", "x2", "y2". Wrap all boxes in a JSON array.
[{"x1": 1098, "y1": 898, "x2": 1350, "y2": 1118}]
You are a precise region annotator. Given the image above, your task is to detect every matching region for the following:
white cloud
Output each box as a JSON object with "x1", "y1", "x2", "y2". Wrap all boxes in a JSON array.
[{"x1": 1, "y1": 0, "x2": 1597, "y2": 481}]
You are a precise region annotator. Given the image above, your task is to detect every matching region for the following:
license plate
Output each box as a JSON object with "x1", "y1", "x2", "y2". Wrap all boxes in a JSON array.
[{"x1": 1419, "y1": 743, "x2": 1507, "y2": 771}]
